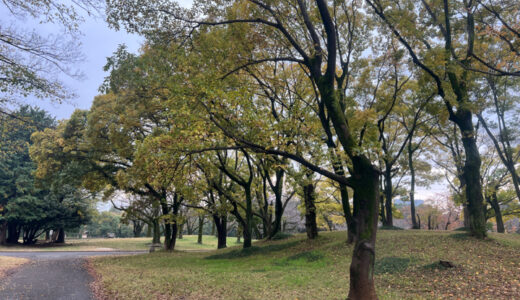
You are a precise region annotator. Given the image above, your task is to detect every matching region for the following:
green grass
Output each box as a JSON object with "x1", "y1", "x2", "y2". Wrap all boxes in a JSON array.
[
  {"x1": 0, "y1": 235, "x2": 220, "y2": 252},
  {"x1": 89, "y1": 230, "x2": 520, "y2": 300}
]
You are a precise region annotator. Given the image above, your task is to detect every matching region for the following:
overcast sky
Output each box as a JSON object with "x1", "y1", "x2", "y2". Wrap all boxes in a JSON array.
[{"x1": 1, "y1": 1, "x2": 193, "y2": 120}]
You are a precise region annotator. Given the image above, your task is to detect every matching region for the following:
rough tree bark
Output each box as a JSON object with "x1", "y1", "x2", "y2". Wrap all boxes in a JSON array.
[
  {"x1": 347, "y1": 157, "x2": 380, "y2": 300},
  {"x1": 132, "y1": 220, "x2": 143, "y2": 237},
  {"x1": 56, "y1": 228, "x2": 65, "y2": 243},
  {"x1": 197, "y1": 215, "x2": 204, "y2": 244},
  {"x1": 7, "y1": 223, "x2": 19, "y2": 244},
  {"x1": 459, "y1": 114, "x2": 487, "y2": 238},
  {"x1": 213, "y1": 214, "x2": 227, "y2": 249},
  {"x1": 160, "y1": 197, "x2": 173, "y2": 251},
  {"x1": 152, "y1": 219, "x2": 161, "y2": 244},
  {"x1": 166, "y1": 195, "x2": 182, "y2": 251},
  {"x1": 303, "y1": 183, "x2": 318, "y2": 240}
]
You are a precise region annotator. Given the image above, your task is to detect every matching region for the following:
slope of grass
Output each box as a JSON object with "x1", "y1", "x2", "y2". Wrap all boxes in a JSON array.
[
  {"x1": 0, "y1": 256, "x2": 29, "y2": 278},
  {"x1": 89, "y1": 230, "x2": 520, "y2": 300},
  {"x1": 0, "y1": 235, "x2": 219, "y2": 252}
]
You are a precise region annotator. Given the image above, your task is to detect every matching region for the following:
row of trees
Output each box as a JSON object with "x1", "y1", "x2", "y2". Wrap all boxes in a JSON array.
[
  {"x1": 3, "y1": 0, "x2": 519, "y2": 298},
  {"x1": 100, "y1": 1, "x2": 519, "y2": 297}
]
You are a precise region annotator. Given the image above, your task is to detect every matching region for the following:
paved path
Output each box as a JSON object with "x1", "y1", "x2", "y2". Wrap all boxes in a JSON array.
[{"x1": 0, "y1": 251, "x2": 143, "y2": 300}]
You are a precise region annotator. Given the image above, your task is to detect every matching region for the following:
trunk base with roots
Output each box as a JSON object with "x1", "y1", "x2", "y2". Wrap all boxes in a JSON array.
[
  {"x1": 56, "y1": 228, "x2": 65, "y2": 243},
  {"x1": 214, "y1": 215, "x2": 227, "y2": 249}
]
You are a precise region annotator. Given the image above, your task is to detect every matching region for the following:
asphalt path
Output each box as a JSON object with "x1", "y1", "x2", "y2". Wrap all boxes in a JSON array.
[{"x1": 0, "y1": 251, "x2": 143, "y2": 300}]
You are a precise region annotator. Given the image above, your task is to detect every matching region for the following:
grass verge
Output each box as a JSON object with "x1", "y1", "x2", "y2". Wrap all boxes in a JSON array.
[
  {"x1": 89, "y1": 230, "x2": 520, "y2": 300},
  {"x1": 0, "y1": 235, "x2": 220, "y2": 252}
]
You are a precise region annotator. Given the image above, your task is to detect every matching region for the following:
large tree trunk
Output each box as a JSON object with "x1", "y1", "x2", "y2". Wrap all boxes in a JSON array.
[
  {"x1": 166, "y1": 198, "x2": 181, "y2": 251},
  {"x1": 7, "y1": 223, "x2": 19, "y2": 244},
  {"x1": 347, "y1": 157, "x2": 380, "y2": 300},
  {"x1": 458, "y1": 114, "x2": 487, "y2": 238},
  {"x1": 56, "y1": 228, "x2": 65, "y2": 243},
  {"x1": 214, "y1": 214, "x2": 227, "y2": 249},
  {"x1": 170, "y1": 221, "x2": 178, "y2": 250},
  {"x1": 463, "y1": 204, "x2": 470, "y2": 228},
  {"x1": 160, "y1": 198, "x2": 173, "y2": 251},
  {"x1": 0, "y1": 221, "x2": 7, "y2": 245},
  {"x1": 197, "y1": 215, "x2": 204, "y2": 244},
  {"x1": 132, "y1": 220, "x2": 143, "y2": 237},
  {"x1": 178, "y1": 223, "x2": 183, "y2": 239},
  {"x1": 303, "y1": 183, "x2": 318, "y2": 240},
  {"x1": 152, "y1": 219, "x2": 161, "y2": 244}
]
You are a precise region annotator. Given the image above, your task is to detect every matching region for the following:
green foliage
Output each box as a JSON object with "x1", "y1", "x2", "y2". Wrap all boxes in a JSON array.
[{"x1": 1, "y1": 106, "x2": 92, "y2": 244}]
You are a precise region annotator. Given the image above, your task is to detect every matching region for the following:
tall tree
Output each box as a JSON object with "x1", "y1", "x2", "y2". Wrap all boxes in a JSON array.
[
  {"x1": 366, "y1": 0, "x2": 505, "y2": 237},
  {"x1": 106, "y1": 0, "x2": 385, "y2": 297}
]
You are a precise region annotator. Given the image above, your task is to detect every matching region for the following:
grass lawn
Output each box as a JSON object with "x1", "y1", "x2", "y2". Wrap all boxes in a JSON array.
[
  {"x1": 0, "y1": 256, "x2": 29, "y2": 278},
  {"x1": 0, "y1": 235, "x2": 221, "y2": 252},
  {"x1": 89, "y1": 230, "x2": 520, "y2": 300}
]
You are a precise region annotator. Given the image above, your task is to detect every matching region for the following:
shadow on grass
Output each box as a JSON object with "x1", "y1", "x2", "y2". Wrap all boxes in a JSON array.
[
  {"x1": 270, "y1": 232, "x2": 293, "y2": 240},
  {"x1": 205, "y1": 241, "x2": 300, "y2": 260},
  {"x1": 422, "y1": 262, "x2": 455, "y2": 271},
  {"x1": 454, "y1": 227, "x2": 469, "y2": 232},
  {"x1": 449, "y1": 232, "x2": 472, "y2": 241},
  {"x1": 286, "y1": 250, "x2": 324, "y2": 262},
  {"x1": 272, "y1": 250, "x2": 326, "y2": 267},
  {"x1": 379, "y1": 225, "x2": 404, "y2": 230},
  {"x1": 375, "y1": 256, "x2": 414, "y2": 274}
]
